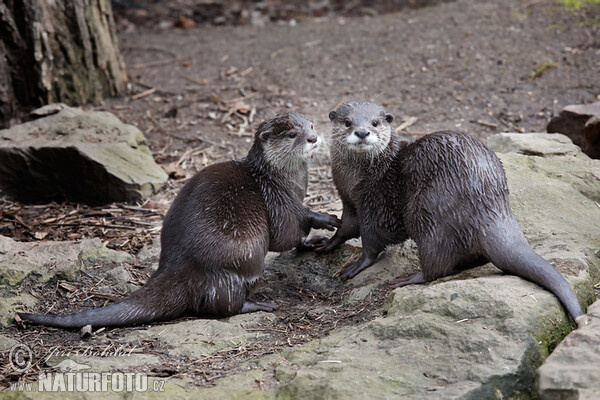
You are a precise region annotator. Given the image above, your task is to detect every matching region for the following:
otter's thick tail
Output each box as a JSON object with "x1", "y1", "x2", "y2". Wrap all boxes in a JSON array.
[
  {"x1": 17, "y1": 278, "x2": 188, "y2": 329},
  {"x1": 482, "y1": 222, "x2": 583, "y2": 320}
]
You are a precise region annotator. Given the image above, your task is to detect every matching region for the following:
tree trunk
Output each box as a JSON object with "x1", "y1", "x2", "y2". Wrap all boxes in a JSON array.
[{"x1": 0, "y1": 0, "x2": 127, "y2": 128}]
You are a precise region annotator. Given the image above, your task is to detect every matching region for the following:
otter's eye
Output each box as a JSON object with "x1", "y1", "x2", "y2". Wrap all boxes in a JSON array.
[
  {"x1": 345, "y1": 120, "x2": 352, "y2": 128},
  {"x1": 372, "y1": 120, "x2": 379, "y2": 127},
  {"x1": 310, "y1": 124, "x2": 314, "y2": 130},
  {"x1": 289, "y1": 132, "x2": 297, "y2": 139}
]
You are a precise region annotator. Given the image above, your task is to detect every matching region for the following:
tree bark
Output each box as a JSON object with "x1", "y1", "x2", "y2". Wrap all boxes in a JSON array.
[{"x1": 0, "y1": 0, "x2": 127, "y2": 128}]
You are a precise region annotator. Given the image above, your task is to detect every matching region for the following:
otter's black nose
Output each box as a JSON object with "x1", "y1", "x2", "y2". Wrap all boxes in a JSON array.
[
  {"x1": 354, "y1": 130, "x2": 369, "y2": 139},
  {"x1": 307, "y1": 134, "x2": 318, "y2": 143}
]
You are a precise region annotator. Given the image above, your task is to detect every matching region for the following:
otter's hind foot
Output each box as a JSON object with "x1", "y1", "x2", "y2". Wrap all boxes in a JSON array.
[
  {"x1": 300, "y1": 235, "x2": 330, "y2": 251},
  {"x1": 313, "y1": 236, "x2": 344, "y2": 254},
  {"x1": 339, "y1": 252, "x2": 376, "y2": 281},
  {"x1": 241, "y1": 301, "x2": 277, "y2": 313},
  {"x1": 389, "y1": 272, "x2": 426, "y2": 288}
]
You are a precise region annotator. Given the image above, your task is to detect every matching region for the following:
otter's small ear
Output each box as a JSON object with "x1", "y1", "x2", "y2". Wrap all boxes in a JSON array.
[
  {"x1": 257, "y1": 128, "x2": 271, "y2": 142},
  {"x1": 384, "y1": 114, "x2": 394, "y2": 123},
  {"x1": 328, "y1": 111, "x2": 337, "y2": 122}
]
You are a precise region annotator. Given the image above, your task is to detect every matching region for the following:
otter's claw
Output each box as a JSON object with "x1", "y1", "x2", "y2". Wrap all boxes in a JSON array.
[
  {"x1": 388, "y1": 272, "x2": 426, "y2": 288},
  {"x1": 310, "y1": 212, "x2": 342, "y2": 231},
  {"x1": 303, "y1": 235, "x2": 330, "y2": 250},
  {"x1": 339, "y1": 261, "x2": 367, "y2": 281},
  {"x1": 314, "y1": 237, "x2": 340, "y2": 254},
  {"x1": 338, "y1": 252, "x2": 376, "y2": 280}
]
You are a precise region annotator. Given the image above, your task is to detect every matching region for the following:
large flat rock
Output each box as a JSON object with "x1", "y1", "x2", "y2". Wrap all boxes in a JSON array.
[
  {"x1": 0, "y1": 105, "x2": 168, "y2": 204},
  {"x1": 0, "y1": 236, "x2": 132, "y2": 327},
  {"x1": 537, "y1": 299, "x2": 600, "y2": 399}
]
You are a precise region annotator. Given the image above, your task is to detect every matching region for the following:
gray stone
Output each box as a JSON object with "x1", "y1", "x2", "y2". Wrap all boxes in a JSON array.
[
  {"x1": 537, "y1": 299, "x2": 600, "y2": 400},
  {"x1": 0, "y1": 236, "x2": 131, "y2": 287},
  {"x1": 584, "y1": 115, "x2": 600, "y2": 159},
  {"x1": 0, "y1": 105, "x2": 168, "y2": 204},
  {"x1": 487, "y1": 132, "x2": 581, "y2": 156},
  {"x1": 46, "y1": 354, "x2": 161, "y2": 373},
  {"x1": 0, "y1": 334, "x2": 18, "y2": 351},
  {"x1": 1, "y1": 235, "x2": 132, "y2": 326},
  {"x1": 100, "y1": 266, "x2": 136, "y2": 293},
  {"x1": 1, "y1": 294, "x2": 37, "y2": 327},
  {"x1": 136, "y1": 239, "x2": 161, "y2": 272},
  {"x1": 29, "y1": 103, "x2": 69, "y2": 119},
  {"x1": 547, "y1": 101, "x2": 600, "y2": 158},
  {"x1": 122, "y1": 314, "x2": 274, "y2": 359}
]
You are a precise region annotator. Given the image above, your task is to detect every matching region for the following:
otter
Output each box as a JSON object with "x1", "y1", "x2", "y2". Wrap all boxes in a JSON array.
[
  {"x1": 18, "y1": 112, "x2": 341, "y2": 329},
  {"x1": 314, "y1": 101, "x2": 582, "y2": 320}
]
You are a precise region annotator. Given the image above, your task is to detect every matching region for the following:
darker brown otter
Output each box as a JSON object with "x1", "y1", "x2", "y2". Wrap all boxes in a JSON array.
[
  {"x1": 316, "y1": 101, "x2": 582, "y2": 320},
  {"x1": 18, "y1": 112, "x2": 341, "y2": 329}
]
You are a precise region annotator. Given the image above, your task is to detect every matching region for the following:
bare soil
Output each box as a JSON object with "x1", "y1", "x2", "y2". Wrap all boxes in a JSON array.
[{"x1": 1, "y1": 0, "x2": 599, "y2": 391}]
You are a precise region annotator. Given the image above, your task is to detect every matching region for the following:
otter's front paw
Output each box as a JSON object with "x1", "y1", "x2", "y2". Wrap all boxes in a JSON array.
[{"x1": 312, "y1": 212, "x2": 342, "y2": 231}]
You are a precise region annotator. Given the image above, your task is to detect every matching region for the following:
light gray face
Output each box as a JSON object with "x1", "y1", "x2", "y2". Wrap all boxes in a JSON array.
[
  {"x1": 256, "y1": 112, "x2": 320, "y2": 170},
  {"x1": 329, "y1": 102, "x2": 394, "y2": 155}
]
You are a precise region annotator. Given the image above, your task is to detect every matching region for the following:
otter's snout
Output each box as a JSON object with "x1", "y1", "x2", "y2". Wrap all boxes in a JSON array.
[
  {"x1": 354, "y1": 129, "x2": 370, "y2": 139},
  {"x1": 306, "y1": 133, "x2": 318, "y2": 143}
]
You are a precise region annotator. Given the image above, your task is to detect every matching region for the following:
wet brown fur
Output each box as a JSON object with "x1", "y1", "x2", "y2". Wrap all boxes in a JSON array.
[{"x1": 18, "y1": 112, "x2": 340, "y2": 329}]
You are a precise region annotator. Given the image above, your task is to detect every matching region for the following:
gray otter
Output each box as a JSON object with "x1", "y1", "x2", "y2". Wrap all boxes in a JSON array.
[
  {"x1": 18, "y1": 112, "x2": 341, "y2": 329},
  {"x1": 315, "y1": 101, "x2": 582, "y2": 320}
]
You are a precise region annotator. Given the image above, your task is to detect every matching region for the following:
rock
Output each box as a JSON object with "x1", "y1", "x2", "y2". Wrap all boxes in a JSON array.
[
  {"x1": 547, "y1": 101, "x2": 600, "y2": 159},
  {"x1": 29, "y1": 103, "x2": 69, "y2": 119},
  {"x1": 122, "y1": 314, "x2": 274, "y2": 359},
  {"x1": 537, "y1": 299, "x2": 600, "y2": 399},
  {"x1": 0, "y1": 235, "x2": 131, "y2": 326},
  {"x1": 137, "y1": 239, "x2": 161, "y2": 272},
  {"x1": 584, "y1": 115, "x2": 600, "y2": 159},
  {"x1": 0, "y1": 294, "x2": 36, "y2": 327},
  {"x1": 0, "y1": 105, "x2": 168, "y2": 204},
  {"x1": 486, "y1": 132, "x2": 581, "y2": 156},
  {"x1": 0, "y1": 334, "x2": 18, "y2": 351},
  {"x1": 46, "y1": 354, "x2": 161, "y2": 373},
  {"x1": 273, "y1": 277, "x2": 575, "y2": 399},
  {"x1": 0, "y1": 236, "x2": 130, "y2": 287}
]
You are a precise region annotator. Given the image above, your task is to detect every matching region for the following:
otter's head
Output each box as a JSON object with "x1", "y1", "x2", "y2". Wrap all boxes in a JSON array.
[
  {"x1": 329, "y1": 102, "x2": 394, "y2": 156},
  {"x1": 254, "y1": 112, "x2": 319, "y2": 170}
]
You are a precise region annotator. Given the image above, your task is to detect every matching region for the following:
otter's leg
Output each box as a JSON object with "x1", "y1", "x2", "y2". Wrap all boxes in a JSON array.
[
  {"x1": 338, "y1": 249, "x2": 378, "y2": 280},
  {"x1": 314, "y1": 203, "x2": 360, "y2": 253},
  {"x1": 389, "y1": 272, "x2": 427, "y2": 288},
  {"x1": 389, "y1": 237, "x2": 462, "y2": 288},
  {"x1": 390, "y1": 253, "x2": 488, "y2": 288},
  {"x1": 203, "y1": 271, "x2": 275, "y2": 317},
  {"x1": 338, "y1": 231, "x2": 386, "y2": 280}
]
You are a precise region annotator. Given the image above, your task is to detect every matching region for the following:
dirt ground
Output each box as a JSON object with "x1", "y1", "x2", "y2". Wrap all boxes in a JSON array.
[{"x1": 1, "y1": 0, "x2": 599, "y2": 391}]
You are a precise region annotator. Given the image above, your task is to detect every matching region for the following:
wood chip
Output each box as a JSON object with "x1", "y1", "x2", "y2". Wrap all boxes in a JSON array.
[
  {"x1": 397, "y1": 116, "x2": 418, "y2": 131},
  {"x1": 474, "y1": 120, "x2": 498, "y2": 129},
  {"x1": 131, "y1": 88, "x2": 157, "y2": 100},
  {"x1": 59, "y1": 282, "x2": 77, "y2": 292},
  {"x1": 80, "y1": 325, "x2": 93, "y2": 338}
]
